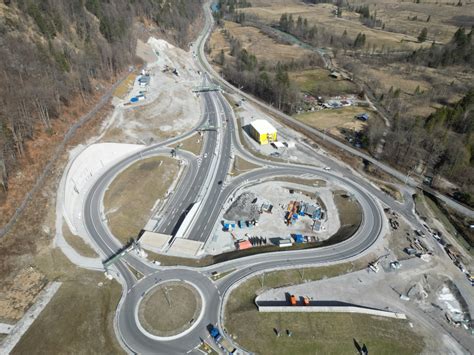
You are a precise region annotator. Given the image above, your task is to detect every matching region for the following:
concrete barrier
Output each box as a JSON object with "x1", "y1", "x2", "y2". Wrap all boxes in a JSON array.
[{"x1": 257, "y1": 305, "x2": 406, "y2": 320}]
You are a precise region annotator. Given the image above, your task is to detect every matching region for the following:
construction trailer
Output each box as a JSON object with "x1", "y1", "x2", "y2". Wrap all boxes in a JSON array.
[
  {"x1": 236, "y1": 240, "x2": 252, "y2": 250},
  {"x1": 293, "y1": 234, "x2": 304, "y2": 244},
  {"x1": 249, "y1": 119, "x2": 277, "y2": 145},
  {"x1": 278, "y1": 237, "x2": 293, "y2": 247}
]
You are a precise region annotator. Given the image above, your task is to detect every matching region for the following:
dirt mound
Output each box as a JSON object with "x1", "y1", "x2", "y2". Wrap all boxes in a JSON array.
[{"x1": 224, "y1": 192, "x2": 260, "y2": 222}]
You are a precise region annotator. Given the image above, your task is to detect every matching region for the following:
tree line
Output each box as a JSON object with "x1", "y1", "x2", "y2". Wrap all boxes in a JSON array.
[
  {"x1": 216, "y1": 31, "x2": 321, "y2": 112},
  {"x1": 365, "y1": 89, "x2": 474, "y2": 203},
  {"x1": 407, "y1": 27, "x2": 473, "y2": 67},
  {"x1": 0, "y1": 0, "x2": 203, "y2": 191}
]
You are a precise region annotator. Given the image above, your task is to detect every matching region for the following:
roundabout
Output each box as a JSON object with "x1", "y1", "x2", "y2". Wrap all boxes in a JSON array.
[
  {"x1": 76, "y1": 2, "x2": 428, "y2": 354},
  {"x1": 137, "y1": 281, "x2": 203, "y2": 338}
]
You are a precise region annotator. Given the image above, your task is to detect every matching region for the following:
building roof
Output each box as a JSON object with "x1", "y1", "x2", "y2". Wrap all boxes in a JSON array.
[
  {"x1": 237, "y1": 240, "x2": 252, "y2": 250},
  {"x1": 250, "y1": 119, "x2": 277, "y2": 134}
]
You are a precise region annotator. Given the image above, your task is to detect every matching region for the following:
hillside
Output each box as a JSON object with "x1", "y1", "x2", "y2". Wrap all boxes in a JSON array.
[{"x1": 0, "y1": 0, "x2": 203, "y2": 226}]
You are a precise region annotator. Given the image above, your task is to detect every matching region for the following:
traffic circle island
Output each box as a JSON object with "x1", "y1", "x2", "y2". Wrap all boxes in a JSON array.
[{"x1": 137, "y1": 281, "x2": 202, "y2": 337}]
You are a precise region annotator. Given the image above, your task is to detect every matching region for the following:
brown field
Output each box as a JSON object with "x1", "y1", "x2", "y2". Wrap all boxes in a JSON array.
[
  {"x1": 138, "y1": 282, "x2": 201, "y2": 337},
  {"x1": 103, "y1": 156, "x2": 179, "y2": 244},
  {"x1": 231, "y1": 156, "x2": 261, "y2": 176},
  {"x1": 12, "y1": 251, "x2": 124, "y2": 355},
  {"x1": 224, "y1": 260, "x2": 423, "y2": 355},
  {"x1": 290, "y1": 68, "x2": 359, "y2": 97},
  {"x1": 62, "y1": 222, "x2": 98, "y2": 258},
  {"x1": 171, "y1": 133, "x2": 203, "y2": 156},
  {"x1": 245, "y1": 0, "x2": 470, "y2": 45},
  {"x1": 346, "y1": 0, "x2": 474, "y2": 43},
  {"x1": 295, "y1": 106, "x2": 375, "y2": 138},
  {"x1": 242, "y1": 3, "x2": 429, "y2": 50},
  {"x1": 114, "y1": 72, "x2": 137, "y2": 99},
  {"x1": 209, "y1": 21, "x2": 314, "y2": 64},
  {"x1": 346, "y1": 59, "x2": 472, "y2": 117}
]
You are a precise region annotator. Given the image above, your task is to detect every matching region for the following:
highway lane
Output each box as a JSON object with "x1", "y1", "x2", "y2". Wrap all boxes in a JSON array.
[
  {"x1": 213, "y1": 92, "x2": 420, "y2": 227},
  {"x1": 79, "y1": 3, "x2": 408, "y2": 355},
  {"x1": 156, "y1": 91, "x2": 221, "y2": 236},
  {"x1": 196, "y1": 3, "x2": 473, "y2": 219},
  {"x1": 189, "y1": 91, "x2": 233, "y2": 242}
]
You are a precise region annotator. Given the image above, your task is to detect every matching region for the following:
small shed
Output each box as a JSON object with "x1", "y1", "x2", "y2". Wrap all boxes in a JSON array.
[
  {"x1": 236, "y1": 240, "x2": 252, "y2": 250},
  {"x1": 293, "y1": 234, "x2": 304, "y2": 243},
  {"x1": 278, "y1": 238, "x2": 293, "y2": 248}
]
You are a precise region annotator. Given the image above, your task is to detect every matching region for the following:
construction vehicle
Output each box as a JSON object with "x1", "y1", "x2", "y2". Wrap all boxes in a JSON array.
[
  {"x1": 290, "y1": 294, "x2": 297, "y2": 305},
  {"x1": 209, "y1": 325, "x2": 236, "y2": 354},
  {"x1": 286, "y1": 201, "x2": 300, "y2": 225},
  {"x1": 368, "y1": 261, "x2": 380, "y2": 273},
  {"x1": 368, "y1": 253, "x2": 390, "y2": 273}
]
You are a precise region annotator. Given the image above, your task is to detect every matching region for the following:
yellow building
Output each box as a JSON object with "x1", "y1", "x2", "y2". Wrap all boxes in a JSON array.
[{"x1": 249, "y1": 119, "x2": 277, "y2": 145}]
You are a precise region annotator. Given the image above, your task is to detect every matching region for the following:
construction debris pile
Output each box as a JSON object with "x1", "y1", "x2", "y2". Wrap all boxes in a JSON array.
[
  {"x1": 223, "y1": 192, "x2": 261, "y2": 224},
  {"x1": 285, "y1": 200, "x2": 324, "y2": 231},
  {"x1": 405, "y1": 276, "x2": 471, "y2": 330}
]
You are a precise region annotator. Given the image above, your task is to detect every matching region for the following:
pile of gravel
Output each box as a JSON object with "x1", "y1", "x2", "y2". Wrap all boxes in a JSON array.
[{"x1": 224, "y1": 192, "x2": 260, "y2": 222}]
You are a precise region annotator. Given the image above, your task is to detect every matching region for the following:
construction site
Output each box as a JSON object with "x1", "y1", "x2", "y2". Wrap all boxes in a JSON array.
[{"x1": 210, "y1": 180, "x2": 344, "y2": 254}]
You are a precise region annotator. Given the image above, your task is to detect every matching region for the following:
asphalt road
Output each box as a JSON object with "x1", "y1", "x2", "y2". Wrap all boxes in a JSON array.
[
  {"x1": 195, "y1": 4, "x2": 473, "y2": 219},
  {"x1": 78, "y1": 2, "x2": 442, "y2": 355}
]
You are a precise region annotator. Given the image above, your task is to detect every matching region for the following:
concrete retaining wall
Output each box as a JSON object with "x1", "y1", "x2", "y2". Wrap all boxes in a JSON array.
[{"x1": 257, "y1": 306, "x2": 406, "y2": 319}]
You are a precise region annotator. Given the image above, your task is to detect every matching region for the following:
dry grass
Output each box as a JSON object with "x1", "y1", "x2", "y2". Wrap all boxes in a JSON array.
[
  {"x1": 224, "y1": 259, "x2": 423, "y2": 355},
  {"x1": 103, "y1": 156, "x2": 180, "y2": 244},
  {"x1": 113, "y1": 71, "x2": 137, "y2": 99},
  {"x1": 244, "y1": 0, "x2": 469, "y2": 46},
  {"x1": 290, "y1": 68, "x2": 359, "y2": 97},
  {"x1": 333, "y1": 190, "x2": 363, "y2": 242},
  {"x1": 62, "y1": 221, "x2": 98, "y2": 258},
  {"x1": 241, "y1": 3, "x2": 429, "y2": 50},
  {"x1": 138, "y1": 282, "x2": 201, "y2": 336},
  {"x1": 210, "y1": 21, "x2": 314, "y2": 64},
  {"x1": 10, "y1": 249, "x2": 124, "y2": 354},
  {"x1": 171, "y1": 133, "x2": 203, "y2": 156},
  {"x1": 230, "y1": 156, "x2": 261, "y2": 176},
  {"x1": 294, "y1": 106, "x2": 372, "y2": 137},
  {"x1": 0, "y1": 267, "x2": 46, "y2": 322},
  {"x1": 12, "y1": 271, "x2": 123, "y2": 354},
  {"x1": 346, "y1": 0, "x2": 473, "y2": 43},
  {"x1": 272, "y1": 177, "x2": 326, "y2": 188}
]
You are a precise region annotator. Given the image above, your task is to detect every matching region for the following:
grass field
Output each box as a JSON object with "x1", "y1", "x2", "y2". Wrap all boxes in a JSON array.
[
  {"x1": 171, "y1": 133, "x2": 203, "y2": 156},
  {"x1": 114, "y1": 71, "x2": 137, "y2": 99},
  {"x1": 294, "y1": 106, "x2": 372, "y2": 139},
  {"x1": 138, "y1": 282, "x2": 201, "y2": 336},
  {"x1": 62, "y1": 221, "x2": 98, "y2": 258},
  {"x1": 244, "y1": 0, "x2": 467, "y2": 46},
  {"x1": 290, "y1": 68, "x2": 359, "y2": 97},
  {"x1": 230, "y1": 156, "x2": 261, "y2": 176},
  {"x1": 344, "y1": 0, "x2": 472, "y2": 43},
  {"x1": 241, "y1": 3, "x2": 429, "y2": 50},
  {"x1": 224, "y1": 262, "x2": 424, "y2": 355},
  {"x1": 13, "y1": 250, "x2": 124, "y2": 354},
  {"x1": 103, "y1": 156, "x2": 179, "y2": 244},
  {"x1": 209, "y1": 21, "x2": 314, "y2": 65}
]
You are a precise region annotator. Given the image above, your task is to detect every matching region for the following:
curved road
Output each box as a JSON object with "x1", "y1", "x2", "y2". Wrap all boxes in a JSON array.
[{"x1": 79, "y1": 2, "x2": 432, "y2": 355}]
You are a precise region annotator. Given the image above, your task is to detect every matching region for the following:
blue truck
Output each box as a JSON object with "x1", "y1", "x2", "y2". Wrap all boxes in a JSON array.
[{"x1": 209, "y1": 325, "x2": 236, "y2": 354}]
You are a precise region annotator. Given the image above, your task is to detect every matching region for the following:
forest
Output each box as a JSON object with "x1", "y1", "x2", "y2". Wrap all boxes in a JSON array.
[{"x1": 0, "y1": 0, "x2": 203, "y2": 191}]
